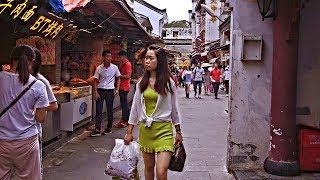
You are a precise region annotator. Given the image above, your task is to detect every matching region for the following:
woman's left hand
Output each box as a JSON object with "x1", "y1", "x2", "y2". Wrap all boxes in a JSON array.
[{"x1": 175, "y1": 132, "x2": 183, "y2": 146}]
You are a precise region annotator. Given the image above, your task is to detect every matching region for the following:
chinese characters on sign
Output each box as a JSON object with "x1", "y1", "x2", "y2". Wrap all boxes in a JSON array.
[
  {"x1": 0, "y1": 0, "x2": 38, "y2": 22},
  {"x1": 60, "y1": 24, "x2": 79, "y2": 44},
  {"x1": 0, "y1": 0, "x2": 79, "y2": 43},
  {"x1": 30, "y1": 16, "x2": 64, "y2": 38}
]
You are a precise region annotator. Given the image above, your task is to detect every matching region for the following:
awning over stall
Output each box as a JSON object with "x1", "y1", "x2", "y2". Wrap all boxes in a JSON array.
[{"x1": 95, "y1": 0, "x2": 152, "y2": 42}]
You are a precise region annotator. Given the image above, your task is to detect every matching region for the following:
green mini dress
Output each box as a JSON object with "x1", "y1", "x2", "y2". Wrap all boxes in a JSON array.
[{"x1": 139, "y1": 87, "x2": 175, "y2": 153}]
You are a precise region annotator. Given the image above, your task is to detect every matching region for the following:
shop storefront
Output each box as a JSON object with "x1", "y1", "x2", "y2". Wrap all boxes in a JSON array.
[{"x1": 0, "y1": 0, "x2": 153, "y2": 144}]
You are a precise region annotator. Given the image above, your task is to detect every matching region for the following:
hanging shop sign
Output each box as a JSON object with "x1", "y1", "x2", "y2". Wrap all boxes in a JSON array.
[{"x1": 0, "y1": 0, "x2": 79, "y2": 43}]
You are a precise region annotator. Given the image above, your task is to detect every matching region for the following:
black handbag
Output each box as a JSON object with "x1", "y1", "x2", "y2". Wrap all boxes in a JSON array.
[{"x1": 168, "y1": 143, "x2": 186, "y2": 172}]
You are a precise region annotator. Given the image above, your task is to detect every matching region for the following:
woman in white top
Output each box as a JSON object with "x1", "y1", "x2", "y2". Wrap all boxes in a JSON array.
[
  {"x1": 124, "y1": 45, "x2": 183, "y2": 180},
  {"x1": 0, "y1": 45, "x2": 49, "y2": 180},
  {"x1": 32, "y1": 48, "x2": 58, "y2": 177},
  {"x1": 182, "y1": 67, "x2": 192, "y2": 98},
  {"x1": 223, "y1": 66, "x2": 231, "y2": 96}
]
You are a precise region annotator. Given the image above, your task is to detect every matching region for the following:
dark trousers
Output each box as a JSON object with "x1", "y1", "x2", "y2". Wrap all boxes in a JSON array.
[
  {"x1": 95, "y1": 89, "x2": 114, "y2": 131},
  {"x1": 224, "y1": 80, "x2": 230, "y2": 94},
  {"x1": 194, "y1": 81, "x2": 202, "y2": 95},
  {"x1": 119, "y1": 90, "x2": 130, "y2": 122},
  {"x1": 212, "y1": 82, "x2": 220, "y2": 98}
]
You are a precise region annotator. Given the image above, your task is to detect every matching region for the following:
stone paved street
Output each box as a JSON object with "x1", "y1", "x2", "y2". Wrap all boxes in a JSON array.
[{"x1": 43, "y1": 88, "x2": 234, "y2": 180}]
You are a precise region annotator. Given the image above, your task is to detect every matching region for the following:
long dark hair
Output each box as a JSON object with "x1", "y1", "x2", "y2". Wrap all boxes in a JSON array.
[
  {"x1": 140, "y1": 45, "x2": 173, "y2": 95},
  {"x1": 32, "y1": 48, "x2": 42, "y2": 76},
  {"x1": 10, "y1": 45, "x2": 35, "y2": 85}
]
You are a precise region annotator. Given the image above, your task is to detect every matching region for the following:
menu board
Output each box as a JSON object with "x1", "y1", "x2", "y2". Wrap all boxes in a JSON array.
[{"x1": 16, "y1": 36, "x2": 56, "y2": 65}]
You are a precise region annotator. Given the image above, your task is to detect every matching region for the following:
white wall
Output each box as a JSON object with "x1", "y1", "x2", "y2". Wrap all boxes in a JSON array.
[
  {"x1": 205, "y1": 0, "x2": 220, "y2": 43},
  {"x1": 296, "y1": 0, "x2": 320, "y2": 129},
  {"x1": 190, "y1": 0, "x2": 198, "y2": 48},
  {"x1": 228, "y1": 0, "x2": 273, "y2": 170},
  {"x1": 133, "y1": 1, "x2": 165, "y2": 36},
  {"x1": 163, "y1": 28, "x2": 192, "y2": 39},
  {"x1": 165, "y1": 44, "x2": 192, "y2": 54}
]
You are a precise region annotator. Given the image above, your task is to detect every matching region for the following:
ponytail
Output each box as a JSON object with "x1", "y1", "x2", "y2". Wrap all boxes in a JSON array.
[
  {"x1": 32, "y1": 48, "x2": 42, "y2": 76},
  {"x1": 16, "y1": 54, "x2": 30, "y2": 85},
  {"x1": 10, "y1": 45, "x2": 35, "y2": 85}
]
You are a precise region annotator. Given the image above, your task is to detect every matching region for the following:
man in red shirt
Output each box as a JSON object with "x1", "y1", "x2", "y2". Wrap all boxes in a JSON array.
[
  {"x1": 210, "y1": 62, "x2": 222, "y2": 99},
  {"x1": 114, "y1": 51, "x2": 132, "y2": 128}
]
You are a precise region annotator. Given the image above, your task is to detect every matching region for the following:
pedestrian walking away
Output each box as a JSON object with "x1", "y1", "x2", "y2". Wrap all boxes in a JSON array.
[
  {"x1": 0, "y1": 45, "x2": 49, "y2": 180},
  {"x1": 193, "y1": 63, "x2": 205, "y2": 99},
  {"x1": 182, "y1": 67, "x2": 192, "y2": 98},
  {"x1": 32, "y1": 47, "x2": 58, "y2": 178},
  {"x1": 203, "y1": 67, "x2": 211, "y2": 95},
  {"x1": 90, "y1": 50, "x2": 121, "y2": 137},
  {"x1": 178, "y1": 68, "x2": 184, "y2": 87},
  {"x1": 210, "y1": 62, "x2": 222, "y2": 99},
  {"x1": 223, "y1": 65, "x2": 231, "y2": 97},
  {"x1": 124, "y1": 44, "x2": 183, "y2": 180},
  {"x1": 114, "y1": 50, "x2": 132, "y2": 129}
]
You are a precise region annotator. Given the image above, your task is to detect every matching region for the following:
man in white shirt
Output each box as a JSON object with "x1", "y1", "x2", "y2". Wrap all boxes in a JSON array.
[
  {"x1": 90, "y1": 50, "x2": 121, "y2": 136},
  {"x1": 193, "y1": 63, "x2": 205, "y2": 99}
]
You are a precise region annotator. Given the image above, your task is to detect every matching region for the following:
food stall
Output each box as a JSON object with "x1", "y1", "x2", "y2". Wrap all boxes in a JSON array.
[
  {"x1": 0, "y1": 0, "x2": 153, "y2": 148},
  {"x1": 57, "y1": 86, "x2": 93, "y2": 131}
]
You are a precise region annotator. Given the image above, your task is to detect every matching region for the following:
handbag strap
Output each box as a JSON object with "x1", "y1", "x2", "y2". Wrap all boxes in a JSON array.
[{"x1": 0, "y1": 79, "x2": 37, "y2": 118}]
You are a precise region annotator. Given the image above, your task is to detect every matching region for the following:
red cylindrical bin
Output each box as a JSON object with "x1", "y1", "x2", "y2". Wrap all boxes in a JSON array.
[{"x1": 300, "y1": 128, "x2": 320, "y2": 171}]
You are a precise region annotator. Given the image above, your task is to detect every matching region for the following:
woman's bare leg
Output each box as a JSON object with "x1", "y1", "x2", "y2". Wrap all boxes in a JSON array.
[
  {"x1": 142, "y1": 152, "x2": 155, "y2": 180},
  {"x1": 156, "y1": 151, "x2": 172, "y2": 180}
]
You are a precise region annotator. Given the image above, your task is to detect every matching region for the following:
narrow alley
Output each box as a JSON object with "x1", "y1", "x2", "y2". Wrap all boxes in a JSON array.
[
  {"x1": 2, "y1": 0, "x2": 320, "y2": 179},
  {"x1": 43, "y1": 88, "x2": 234, "y2": 180}
]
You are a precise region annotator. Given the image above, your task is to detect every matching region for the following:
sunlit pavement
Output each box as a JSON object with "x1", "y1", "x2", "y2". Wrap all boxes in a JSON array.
[
  {"x1": 43, "y1": 88, "x2": 234, "y2": 180},
  {"x1": 165, "y1": 88, "x2": 234, "y2": 180}
]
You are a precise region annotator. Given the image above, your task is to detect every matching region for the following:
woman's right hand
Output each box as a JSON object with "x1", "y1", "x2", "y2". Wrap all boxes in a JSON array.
[{"x1": 124, "y1": 133, "x2": 133, "y2": 145}]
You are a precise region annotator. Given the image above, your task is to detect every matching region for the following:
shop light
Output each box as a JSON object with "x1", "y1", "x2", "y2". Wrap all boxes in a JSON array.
[{"x1": 257, "y1": 0, "x2": 277, "y2": 20}]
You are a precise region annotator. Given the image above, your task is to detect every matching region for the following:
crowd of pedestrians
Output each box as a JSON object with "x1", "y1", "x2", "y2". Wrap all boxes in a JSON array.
[{"x1": 177, "y1": 62, "x2": 230, "y2": 99}]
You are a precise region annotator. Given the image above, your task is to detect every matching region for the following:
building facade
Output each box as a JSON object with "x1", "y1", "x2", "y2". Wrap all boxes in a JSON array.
[
  {"x1": 189, "y1": 0, "x2": 221, "y2": 58},
  {"x1": 133, "y1": 0, "x2": 168, "y2": 37},
  {"x1": 162, "y1": 21, "x2": 193, "y2": 67},
  {"x1": 134, "y1": 12, "x2": 153, "y2": 35},
  {"x1": 225, "y1": 0, "x2": 320, "y2": 177}
]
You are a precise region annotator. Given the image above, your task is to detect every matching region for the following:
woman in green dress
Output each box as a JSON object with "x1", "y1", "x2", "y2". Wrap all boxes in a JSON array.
[{"x1": 124, "y1": 45, "x2": 183, "y2": 180}]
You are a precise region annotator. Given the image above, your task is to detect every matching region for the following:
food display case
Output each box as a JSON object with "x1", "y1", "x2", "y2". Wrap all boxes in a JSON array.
[
  {"x1": 42, "y1": 87, "x2": 71, "y2": 143},
  {"x1": 42, "y1": 111, "x2": 61, "y2": 143},
  {"x1": 59, "y1": 86, "x2": 93, "y2": 131}
]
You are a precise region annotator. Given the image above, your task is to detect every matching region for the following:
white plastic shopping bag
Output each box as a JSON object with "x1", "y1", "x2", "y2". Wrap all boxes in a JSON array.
[{"x1": 105, "y1": 139, "x2": 139, "y2": 180}]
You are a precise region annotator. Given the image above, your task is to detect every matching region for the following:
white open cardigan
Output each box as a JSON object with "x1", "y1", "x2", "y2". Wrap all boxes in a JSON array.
[{"x1": 128, "y1": 80, "x2": 181, "y2": 127}]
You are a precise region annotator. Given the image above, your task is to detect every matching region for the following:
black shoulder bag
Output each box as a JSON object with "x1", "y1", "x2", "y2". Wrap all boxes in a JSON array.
[
  {"x1": 0, "y1": 79, "x2": 37, "y2": 118},
  {"x1": 169, "y1": 143, "x2": 187, "y2": 172}
]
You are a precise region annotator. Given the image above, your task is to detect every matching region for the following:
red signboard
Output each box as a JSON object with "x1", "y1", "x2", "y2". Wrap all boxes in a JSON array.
[{"x1": 300, "y1": 128, "x2": 320, "y2": 171}]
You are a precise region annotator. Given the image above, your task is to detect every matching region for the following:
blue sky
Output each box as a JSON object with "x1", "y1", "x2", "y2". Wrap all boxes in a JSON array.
[{"x1": 144, "y1": 0, "x2": 192, "y2": 22}]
